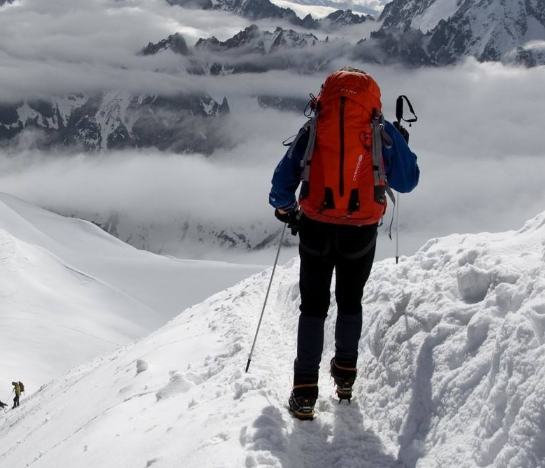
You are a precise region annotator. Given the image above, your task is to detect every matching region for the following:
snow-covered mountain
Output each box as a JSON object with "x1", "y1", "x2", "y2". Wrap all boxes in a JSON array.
[
  {"x1": 1, "y1": 205, "x2": 544, "y2": 466},
  {"x1": 195, "y1": 24, "x2": 319, "y2": 54},
  {"x1": 149, "y1": 1, "x2": 545, "y2": 74},
  {"x1": 166, "y1": 0, "x2": 372, "y2": 29},
  {"x1": 271, "y1": 0, "x2": 389, "y2": 16},
  {"x1": 144, "y1": 26, "x2": 348, "y2": 80},
  {"x1": 0, "y1": 192, "x2": 262, "y2": 399},
  {"x1": 0, "y1": 92, "x2": 230, "y2": 153},
  {"x1": 81, "y1": 209, "x2": 290, "y2": 259},
  {"x1": 366, "y1": 0, "x2": 545, "y2": 66}
]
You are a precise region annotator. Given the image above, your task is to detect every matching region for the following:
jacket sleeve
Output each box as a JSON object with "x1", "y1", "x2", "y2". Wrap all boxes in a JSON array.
[
  {"x1": 269, "y1": 128, "x2": 308, "y2": 210},
  {"x1": 383, "y1": 120, "x2": 420, "y2": 193}
]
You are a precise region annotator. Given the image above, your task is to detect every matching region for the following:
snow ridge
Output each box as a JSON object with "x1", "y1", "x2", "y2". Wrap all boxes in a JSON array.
[{"x1": 2, "y1": 210, "x2": 545, "y2": 467}]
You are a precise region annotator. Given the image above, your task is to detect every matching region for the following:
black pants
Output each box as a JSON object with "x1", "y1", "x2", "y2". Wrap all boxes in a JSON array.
[
  {"x1": 13, "y1": 395, "x2": 19, "y2": 408},
  {"x1": 294, "y1": 215, "x2": 377, "y2": 383}
]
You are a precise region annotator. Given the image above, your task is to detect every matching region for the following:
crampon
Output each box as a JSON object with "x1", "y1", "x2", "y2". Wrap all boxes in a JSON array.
[
  {"x1": 330, "y1": 358, "x2": 357, "y2": 403},
  {"x1": 288, "y1": 393, "x2": 316, "y2": 420}
]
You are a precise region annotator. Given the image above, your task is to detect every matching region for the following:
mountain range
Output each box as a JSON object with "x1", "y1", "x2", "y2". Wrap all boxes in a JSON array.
[
  {"x1": 2, "y1": 0, "x2": 544, "y2": 152},
  {"x1": 96, "y1": 0, "x2": 545, "y2": 75},
  {"x1": 276, "y1": 0, "x2": 389, "y2": 16},
  {"x1": 147, "y1": 26, "x2": 336, "y2": 77},
  {"x1": 161, "y1": 0, "x2": 545, "y2": 66},
  {"x1": 0, "y1": 92, "x2": 230, "y2": 153},
  {"x1": 365, "y1": 0, "x2": 545, "y2": 66},
  {"x1": 166, "y1": 0, "x2": 373, "y2": 30}
]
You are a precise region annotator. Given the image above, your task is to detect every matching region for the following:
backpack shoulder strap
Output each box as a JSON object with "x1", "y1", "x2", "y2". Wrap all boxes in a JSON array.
[{"x1": 299, "y1": 112, "x2": 319, "y2": 199}]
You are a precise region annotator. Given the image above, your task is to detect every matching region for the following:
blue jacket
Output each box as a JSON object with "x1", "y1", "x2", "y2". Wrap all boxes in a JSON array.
[{"x1": 269, "y1": 120, "x2": 420, "y2": 211}]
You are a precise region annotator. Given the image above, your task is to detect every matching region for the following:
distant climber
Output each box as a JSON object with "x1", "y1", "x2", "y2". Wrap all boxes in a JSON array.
[
  {"x1": 269, "y1": 67, "x2": 420, "y2": 420},
  {"x1": 12, "y1": 381, "x2": 22, "y2": 409}
]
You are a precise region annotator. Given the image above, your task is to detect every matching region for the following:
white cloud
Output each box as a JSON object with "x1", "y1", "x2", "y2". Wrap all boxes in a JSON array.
[{"x1": 1, "y1": 1, "x2": 545, "y2": 261}]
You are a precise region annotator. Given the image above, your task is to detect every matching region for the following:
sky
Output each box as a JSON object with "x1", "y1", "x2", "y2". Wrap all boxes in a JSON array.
[{"x1": 1, "y1": 0, "x2": 545, "y2": 263}]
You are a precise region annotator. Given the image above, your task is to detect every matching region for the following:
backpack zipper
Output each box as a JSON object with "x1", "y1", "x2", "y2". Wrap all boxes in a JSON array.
[{"x1": 339, "y1": 96, "x2": 346, "y2": 197}]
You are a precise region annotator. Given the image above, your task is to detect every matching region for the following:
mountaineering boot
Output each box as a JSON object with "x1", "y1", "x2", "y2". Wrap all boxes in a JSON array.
[
  {"x1": 288, "y1": 391, "x2": 316, "y2": 421},
  {"x1": 330, "y1": 358, "x2": 357, "y2": 403},
  {"x1": 288, "y1": 373, "x2": 318, "y2": 420}
]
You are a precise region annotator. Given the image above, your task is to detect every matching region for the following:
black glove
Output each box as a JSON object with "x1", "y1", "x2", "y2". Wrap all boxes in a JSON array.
[
  {"x1": 274, "y1": 207, "x2": 300, "y2": 235},
  {"x1": 393, "y1": 121, "x2": 410, "y2": 143}
]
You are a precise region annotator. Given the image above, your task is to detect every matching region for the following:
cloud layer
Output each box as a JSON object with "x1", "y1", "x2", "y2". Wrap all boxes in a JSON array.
[{"x1": 1, "y1": 0, "x2": 544, "y2": 261}]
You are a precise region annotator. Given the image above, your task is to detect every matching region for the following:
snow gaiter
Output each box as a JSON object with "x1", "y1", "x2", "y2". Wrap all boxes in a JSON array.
[{"x1": 334, "y1": 311, "x2": 362, "y2": 365}]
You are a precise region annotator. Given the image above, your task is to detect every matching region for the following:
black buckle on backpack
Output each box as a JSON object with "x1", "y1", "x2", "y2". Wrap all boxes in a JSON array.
[
  {"x1": 300, "y1": 181, "x2": 310, "y2": 200},
  {"x1": 348, "y1": 189, "x2": 360, "y2": 215},
  {"x1": 322, "y1": 188, "x2": 335, "y2": 211},
  {"x1": 374, "y1": 186, "x2": 386, "y2": 205}
]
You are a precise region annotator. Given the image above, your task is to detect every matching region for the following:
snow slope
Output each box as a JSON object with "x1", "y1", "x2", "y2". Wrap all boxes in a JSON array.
[
  {"x1": 2, "y1": 209, "x2": 545, "y2": 467},
  {"x1": 0, "y1": 192, "x2": 262, "y2": 400}
]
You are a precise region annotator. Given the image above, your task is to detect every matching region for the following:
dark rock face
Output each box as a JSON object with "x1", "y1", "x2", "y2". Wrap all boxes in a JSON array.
[
  {"x1": 142, "y1": 33, "x2": 190, "y2": 56},
  {"x1": 0, "y1": 92, "x2": 231, "y2": 153},
  {"x1": 321, "y1": 9, "x2": 373, "y2": 30},
  {"x1": 354, "y1": 28, "x2": 434, "y2": 66},
  {"x1": 0, "y1": 0, "x2": 15, "y2": 5}
]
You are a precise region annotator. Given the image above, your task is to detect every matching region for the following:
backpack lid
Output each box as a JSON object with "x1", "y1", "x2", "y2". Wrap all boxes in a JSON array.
[{"x1": 317, "y1": 70, "x2": 382, "y2": 113}]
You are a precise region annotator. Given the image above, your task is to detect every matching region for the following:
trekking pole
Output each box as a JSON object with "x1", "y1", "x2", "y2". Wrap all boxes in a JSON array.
[
  {"x1": 393, "y1": 95, "x2": 417, "y2": 265},
  {"x1": 395, "y1": 194, "x2": 400, "y2": 264},
  {"x1": 245, "y1": 223, "x2": 287, "y2": 373}
]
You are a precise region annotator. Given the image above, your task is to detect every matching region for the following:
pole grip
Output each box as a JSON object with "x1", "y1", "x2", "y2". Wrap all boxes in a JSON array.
[{"x1": 396, "y1": 95, "x2": 404, "y2": 123}]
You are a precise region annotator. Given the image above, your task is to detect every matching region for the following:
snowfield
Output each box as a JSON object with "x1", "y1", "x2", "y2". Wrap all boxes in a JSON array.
[
  {"x1": 1, "y1": 197, "x2": 545, "y2": 467},
  {"x1": 0, "y1": 192, "x2": 262, "y2": 400}
]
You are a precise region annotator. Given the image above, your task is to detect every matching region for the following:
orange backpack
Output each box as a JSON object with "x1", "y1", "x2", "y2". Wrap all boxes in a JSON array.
[{"x1": 299, "y1": 70, "x2": 391, "y2": 226}]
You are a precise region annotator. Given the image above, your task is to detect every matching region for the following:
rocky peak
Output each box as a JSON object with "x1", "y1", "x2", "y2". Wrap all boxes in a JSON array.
[
  {"x1": 222, "y1": 24, "x2": 262, "y2": 50},
  {"x1": 192, "y1": 25, "x2": 318, "y2": 55},
  {"x1": 141, "y1": 33, "x2": 190, "y2": 56},
  {"x1": 269, "y1": 27, "x2": 318, "y2": 51},
  {"x1": 322, "y1": 9, "x2": 372, "y2": 29}
]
